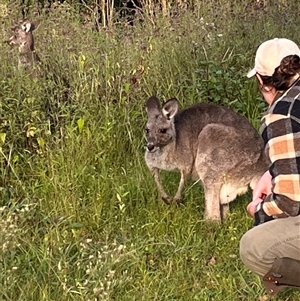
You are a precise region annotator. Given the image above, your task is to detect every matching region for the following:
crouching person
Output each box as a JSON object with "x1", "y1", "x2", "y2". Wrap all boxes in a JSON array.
[{"x1": 240, "y1": 38, "x2": 300, "y2": 295}]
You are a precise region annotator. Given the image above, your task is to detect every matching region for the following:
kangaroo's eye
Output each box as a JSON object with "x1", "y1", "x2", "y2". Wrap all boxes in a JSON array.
[
  {"x1": 145, "y1": 128, "x2": 149, "y2": 134},
  {"x1": 159, "y1": 128, "x2": 167, "y2": 134}
]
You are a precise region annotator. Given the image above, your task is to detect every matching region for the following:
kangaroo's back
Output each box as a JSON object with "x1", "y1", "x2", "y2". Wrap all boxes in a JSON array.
[{"x1": 174, "y1": 102, "x2": 262, "y2": 151}]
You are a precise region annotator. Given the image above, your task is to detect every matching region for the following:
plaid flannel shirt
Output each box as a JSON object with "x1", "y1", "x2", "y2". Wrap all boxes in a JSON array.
[{"x1": 259, "y1": 78, "x2": 300, "y2": 218}]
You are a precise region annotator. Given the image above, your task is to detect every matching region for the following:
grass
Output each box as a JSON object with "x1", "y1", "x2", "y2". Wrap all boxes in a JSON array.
[{"x1": 0, "y1": 1, "x2": 300, "y2": 300}]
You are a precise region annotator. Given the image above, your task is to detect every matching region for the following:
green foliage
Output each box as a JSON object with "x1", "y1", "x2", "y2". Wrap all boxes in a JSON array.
[
  {"x1": 0, "y1": 1, "x2": 300, "y2": 300},
  {"x1": 195, "y1": 58, "x2": 267, "y2": 124}
]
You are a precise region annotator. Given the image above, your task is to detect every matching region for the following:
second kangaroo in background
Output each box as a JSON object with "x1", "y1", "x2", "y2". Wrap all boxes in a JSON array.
[
  {"x1": 144, "y1": 96, "x2": 270, "y2": 221},
  {"x1": 9, "y1": 20, "x2": 40, "y2": 69}
]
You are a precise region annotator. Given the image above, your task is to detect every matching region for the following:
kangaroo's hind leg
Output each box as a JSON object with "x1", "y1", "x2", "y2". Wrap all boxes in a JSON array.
[
  {"x1": 221, "y1": 203, "x2": 230, "y2": 220},
  {"x1": 202, "y1": 179, "x2": 223, "y2": 221}
]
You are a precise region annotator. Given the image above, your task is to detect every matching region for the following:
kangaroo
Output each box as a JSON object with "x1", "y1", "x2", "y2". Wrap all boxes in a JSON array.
[
  {"x1": 144, "y1": 96, "x2": 270, "y2": 221},
  {"x1": 8, "y1": 20, "x2": 40, "y2": 69}
]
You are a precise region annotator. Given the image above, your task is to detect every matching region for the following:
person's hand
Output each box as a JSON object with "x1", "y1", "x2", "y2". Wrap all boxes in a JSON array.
[
  {"x1": 252, "y1": 170, "x2": 272, "y2": 201},
  {"x1": 247, "y1": 197, "x2": 264, "y2": 218},
  {"x1": 247, "y1": 171, "x2": 272, "y2": 218}
]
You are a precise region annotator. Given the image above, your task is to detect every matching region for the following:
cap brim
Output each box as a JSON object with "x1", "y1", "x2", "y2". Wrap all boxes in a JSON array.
[{"x1": 247, "y1": 68, "x2": 256, "y2": 78}]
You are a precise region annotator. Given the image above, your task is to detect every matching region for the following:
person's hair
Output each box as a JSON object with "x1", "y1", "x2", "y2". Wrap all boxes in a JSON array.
[{"x1": 259, "y1": 54, "x2": 300, "y2": 90}]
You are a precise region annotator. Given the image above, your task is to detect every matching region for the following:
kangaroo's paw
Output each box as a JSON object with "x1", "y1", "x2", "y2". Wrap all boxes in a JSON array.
[
  {"x1": 174, "y1": 197, "x2": 185, "y2": 205},
  {"x1": 162, "y1": 195, "x2": 173, "y2": 205},
  {"x1": 204, "y1": 213, "x2": 222, "y2": 222}
]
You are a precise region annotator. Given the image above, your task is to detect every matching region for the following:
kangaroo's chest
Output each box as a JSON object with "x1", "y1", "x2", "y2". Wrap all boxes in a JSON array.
[{"x1": 145, "y1": 150, "x2": 179, "y2": 171}]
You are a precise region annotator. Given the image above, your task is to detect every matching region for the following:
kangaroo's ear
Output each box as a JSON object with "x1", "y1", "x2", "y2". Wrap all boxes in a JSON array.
[
  {"x1": 146, "y1": 96, "x2": 161, "y2": 115},
  {"x1": 162, "y1": 98, "x2": 178, "y2": 120},
  {"x1": 21, "y1": 21, "x2": 40, "y2": 33},
  {"x1": 31, "y1": 21, "x2": 40, "y2": 31}
]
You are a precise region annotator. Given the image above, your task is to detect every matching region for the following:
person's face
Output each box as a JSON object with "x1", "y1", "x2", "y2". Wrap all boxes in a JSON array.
[{"x1": 255, "y1": 74, "x2": 277, "y2": 105}]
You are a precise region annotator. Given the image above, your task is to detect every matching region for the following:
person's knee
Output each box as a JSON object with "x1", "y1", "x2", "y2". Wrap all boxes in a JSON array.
[
  {"x1": 239, "y1": 228, "x2": 270, "y2": 277},
  {"x1": 239, "y1": 230, "x2": 254, "y2": 266},
  {"x1": 240, "y1": 218, "x2": 300, "y2": 276}
]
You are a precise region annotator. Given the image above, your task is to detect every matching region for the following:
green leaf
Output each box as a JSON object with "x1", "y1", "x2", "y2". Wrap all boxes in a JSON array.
[
  {"x1": 68, "y1": 223, "x2": 84, "y2": 229},
  {"x1": 0, "y1": 133, "x2": 6, "y2": 144},
  {"x1": 124, "y1": 82, "x2": 130, "y2": 94},
  {"x1": 37, "y1": 137, "x2": 45, "y2": 148},
  {"x1": 77, "y1": 118, "x2": 85, "y2": 133}
]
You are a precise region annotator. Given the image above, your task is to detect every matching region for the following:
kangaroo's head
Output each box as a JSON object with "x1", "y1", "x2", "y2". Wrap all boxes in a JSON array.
[
  {"x1": 145, "y1": 96, "x2": 179, "y2": 153},
  {"x1": 9, "y1": 21, "x2": 39, "y2": 54}
]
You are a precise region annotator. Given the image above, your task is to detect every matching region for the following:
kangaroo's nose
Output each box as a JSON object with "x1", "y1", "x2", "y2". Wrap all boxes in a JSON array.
[{"x1": 147, "y1": 143, "x2": 155, "y2": 152}]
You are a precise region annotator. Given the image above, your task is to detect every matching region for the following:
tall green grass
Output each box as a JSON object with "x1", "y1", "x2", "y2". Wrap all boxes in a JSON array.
[{"x1": 0, "y1": 1, "x2": 300, "y2": 300}]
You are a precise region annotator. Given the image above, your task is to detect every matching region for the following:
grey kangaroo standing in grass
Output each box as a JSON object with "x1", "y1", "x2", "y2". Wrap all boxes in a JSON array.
[
  {"x1": 144, "y1": 96, "x2": 270, "y2": 221},
  {"x1": 8, "y1": 20, "x2": 40, "y2": 69}
]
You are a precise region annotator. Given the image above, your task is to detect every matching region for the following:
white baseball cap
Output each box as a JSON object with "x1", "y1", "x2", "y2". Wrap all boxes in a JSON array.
[{"x1": 247, "y1": 38, "x2": 300, "y2": 78}]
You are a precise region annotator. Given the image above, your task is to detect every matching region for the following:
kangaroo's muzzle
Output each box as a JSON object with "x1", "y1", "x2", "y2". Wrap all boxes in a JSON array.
[{"x1": 146, "y1": 142, "x2": 159, "y2": 153}]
